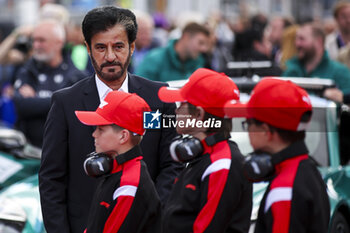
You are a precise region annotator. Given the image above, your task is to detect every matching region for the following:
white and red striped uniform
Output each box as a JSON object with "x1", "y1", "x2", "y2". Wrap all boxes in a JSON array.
[
  {"x1": 163, "y1": 138, "x2": 252, "y2": 233},
  {"x1": 255, "y1": 142, "x2": 330, "y2": 233},
  {"x1": 85, "y1": 146, "x2": 162, "y2": 233}
]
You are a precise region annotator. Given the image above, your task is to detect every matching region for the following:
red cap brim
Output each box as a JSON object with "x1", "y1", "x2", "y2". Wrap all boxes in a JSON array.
[
  {"x1": 158, "y1": 86, "x2": 186, "y2": 103},
  {"x1": 224, "y1": 100, "x2": 249, "y2": 118},
  {"x1": 75, "y1": 111, "x2": 112, "y2": 126}
]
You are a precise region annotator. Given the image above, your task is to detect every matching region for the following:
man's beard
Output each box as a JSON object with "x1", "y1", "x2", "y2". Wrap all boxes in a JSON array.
[
  {"x1": 298, "y1": 46, "x2": 316, "y2": 64},
  {"x1": 32, "y1": 51, "x2": 53, "y2": 63},
  {"x1": 91, "y1": 49, "x2": 131, "y2": 82}
]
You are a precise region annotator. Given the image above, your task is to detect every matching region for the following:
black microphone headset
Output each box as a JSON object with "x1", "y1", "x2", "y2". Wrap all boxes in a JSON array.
[
  {"x1": 242, "y1": 152, "x2": 275, "y2": 182},
  {"x1": 84, "y1": 133, "x2": 230, "y2": 176},
  {"x1": 169, "y1": 133, "x2": 229, "y2": 163},
  {"x1": 83, "y1": 146, "x2": 142, "y2": 178},
  {"x1": 83, "y1": 152, "x2": 113, "y2": 178},
  {"x1": 243, "y1": 140, "x2": 309, "y2": 182}
]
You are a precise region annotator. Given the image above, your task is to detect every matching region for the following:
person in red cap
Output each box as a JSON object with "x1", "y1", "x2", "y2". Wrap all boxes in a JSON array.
[
  {"x1": 225, "y1": 78, "x2": 330, "y2": 233},
  {"x1": 158, "y1": 68, "x2": 252, "y2": 233},
  {"x1": 75, "y1": 91, "x2": 161, "y2": 233}
]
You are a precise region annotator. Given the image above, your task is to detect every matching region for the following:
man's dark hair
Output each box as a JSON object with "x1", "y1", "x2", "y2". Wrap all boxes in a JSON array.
[
  {"x1": 282, "y1": 17, "x2": 294, "y2": 29},
  {"x1": 182, "y1": 22, "x2": 210, "y2": 38},
  {"x1": 188, "y1": 103, "x2": 232, "y2": 138},
  {"x1": 82, "y1": 6, "x2": 138, "y2": 48},
  {"x1": 251, "y1": 13, "x2": 268, "y2": 32}
]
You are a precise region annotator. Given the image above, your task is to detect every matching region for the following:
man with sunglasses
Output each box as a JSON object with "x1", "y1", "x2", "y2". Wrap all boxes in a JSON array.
[{"x1": 225, "y1": 78, "x2": 330, "y2": 233}]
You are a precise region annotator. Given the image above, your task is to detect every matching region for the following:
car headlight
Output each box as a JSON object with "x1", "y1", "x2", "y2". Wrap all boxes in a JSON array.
[{"x1": 0, "y1": 197, "x2": 26, "y2": 232}]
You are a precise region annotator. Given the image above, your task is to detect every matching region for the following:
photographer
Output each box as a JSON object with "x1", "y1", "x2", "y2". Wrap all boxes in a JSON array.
[
  {"x1": 12, "y1": 19, "x2": 85, "y2": 147},
  {"x1": 0, "y1": 25, "x2": 33, "y2": 66},
  {"x1": 0, "y1": 25, "x2": 33, "y2": 127}
]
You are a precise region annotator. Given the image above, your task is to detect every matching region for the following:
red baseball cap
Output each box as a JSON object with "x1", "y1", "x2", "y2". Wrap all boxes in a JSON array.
[
  {"x1": 75, "y1": 91, "x2": 151, "y2": 135},
  {"x1": 225, "y1": 78, "x2": 312, "y2": 131},
  {"x1": 158, "y1": 68, "x2": 240, "y2": 118}
]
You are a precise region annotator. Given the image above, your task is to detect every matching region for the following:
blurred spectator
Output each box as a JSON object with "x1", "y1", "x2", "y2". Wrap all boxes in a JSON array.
[
  {"x1": 283, "y1": 22, "x2": 350, "y2": 102},
  {"x1": 129, "y1": 10, "x2": 161, "y2": 73},
  {"x1": 323, "y1": 87, "x2": 350, "y2": 104},
  {"x1": 329, "y1": 43, "x2": 350, "y2": 104},
  {"x1": 231, "y1": 16, "x2": 249, "y2": 35},
  {"x1": 0, "y1": 21, "x2": 15, "y2": 42},
  {"x1": 250, "y1": 13, "x2": 268, "y2": 33},
  {"x1": 0, "y1": 24, "x2": 33, "y2": 127},
  {"x1": 135, "y1": 22, "x2": 210, "y2": 82},
  {"x1": 39, "y1": 3, "x2": 93, "y2": 75},
  {"x1": 205, "y1": 10, "x2": 235, "y2": 71},
  {"x1": 65, "y1": 17, "x2": 94, "y2": 75},
  {"x1": 167, "y1": 11, "x2": 206, "y2": 40},
  {"x1": 39, "y1": 2, "x2": 70, "y2": 26},
  {"x1": 0, "y1": 25, "x2": 33, "y2": 68},
  {"x1": 280, "y1": 24, "x2": 299, "y2": 70},
  {"x1": 266, "y1": 16, "x2": 294, "y2": 65},
  {"x1": 325, "y1": 1, "x2": 350, "y2": 60},
  {"x1": 338, "y1": 43, "x2": 350, "y2": 69},
  {"x1": 13, "y1": 19, "x2": 85, "y2": 147},
  {"x1": 230, "y1": 17, "x2": 282, "y2": 77},
  {"x1": 152, "y1": 12, "x2": 170, "y2": 47},
  {"x1": 231, "y1": 13, "x2": 270, "y2": 61},
  {"x1": 323, "y1": 17, "x2": 337, "y2": 36},
  {"x1": 207, "y1": 10, "x2": 235, "y2": 46},
  {"x1": 232, "y1": 28, "x2": 270, "y2": 61}
]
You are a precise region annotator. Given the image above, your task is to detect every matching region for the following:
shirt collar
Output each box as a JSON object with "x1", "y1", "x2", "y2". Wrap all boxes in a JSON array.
[
  {"x1": 111, "y1": 145, "x2": 143, "y2": 174},
  {"x1": 272, "y1": 140, "x2": 309, "y2": 168},
  {"x1": 119, "y1": 73, "x2": 129, "y2": 93},
  {"x1": 202, "y1": 132, "x2": 230, "y2": 154},
  {"x1": 201, "y1": 138, "x2": 213, "y2": 155},
  {"x1": 95, "y1": 73, "x2": 129, "y2": 102}
]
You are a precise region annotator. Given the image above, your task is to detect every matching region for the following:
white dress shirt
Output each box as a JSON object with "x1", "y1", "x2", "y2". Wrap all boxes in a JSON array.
[{"x1": 95, "y1": 74, "x2": 129, "y2": 103}]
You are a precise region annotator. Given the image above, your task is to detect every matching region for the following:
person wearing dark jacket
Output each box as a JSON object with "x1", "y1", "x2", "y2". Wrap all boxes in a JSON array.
[
  {"x1": 230, "y1": 28, "x2": 282, "y2": 77},
  {"x1": 158, "y1": 68, "x2": 252, "y2": 233},
  {"x1": 39, "y1": 6, "x2": 181, "y2": 233},
  {"x1": 225, "y1": 78, "x2": 330, "y2": 233},
  {"x1": 76, "y1": 91, "x2": 161, "y2": 233},
  {"x1": 13, "y1": 19, "x2": 85, "y2": 147}
]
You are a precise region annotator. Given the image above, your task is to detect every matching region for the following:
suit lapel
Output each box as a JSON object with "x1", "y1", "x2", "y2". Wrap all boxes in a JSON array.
[
  {"x1": 81, "y1": 76, "x2": 99, "y2": 134},
  {"x1": 128, "y1": 73, "x2": 142, "y2": 94},
  {"x1": 82, "y1": 75, "x2": 100, "y2": 111}
]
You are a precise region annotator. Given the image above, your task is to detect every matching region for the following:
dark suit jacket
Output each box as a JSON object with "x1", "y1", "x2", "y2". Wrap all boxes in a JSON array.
[{"x1": 39, "y1": 74, "x2": 182, "y2": 233}]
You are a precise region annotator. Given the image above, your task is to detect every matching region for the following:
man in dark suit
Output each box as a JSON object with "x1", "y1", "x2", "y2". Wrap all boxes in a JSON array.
[{"x1": 38, "y1": 6, "x2": 182, "y2": 233}]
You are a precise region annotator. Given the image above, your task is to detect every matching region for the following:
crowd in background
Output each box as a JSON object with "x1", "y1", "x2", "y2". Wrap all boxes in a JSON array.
[{"x1": 1, "y1": 0, "x2": 350, "y2": 147}]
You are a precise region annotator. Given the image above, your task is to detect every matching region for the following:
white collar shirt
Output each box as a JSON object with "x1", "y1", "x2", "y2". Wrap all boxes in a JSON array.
[{"x1": 95, "y1": 73, "x2": 129, "y2": 103}]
